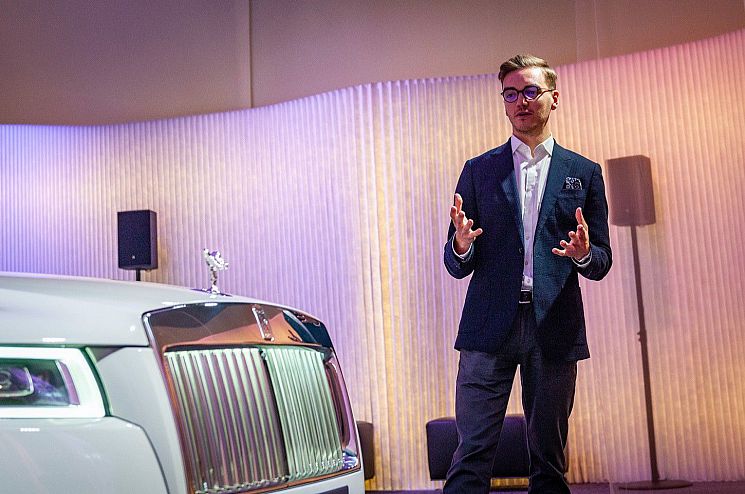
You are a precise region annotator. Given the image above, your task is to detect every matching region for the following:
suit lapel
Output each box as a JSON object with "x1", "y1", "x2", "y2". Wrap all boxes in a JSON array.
[
  {"x1": 492, "y1": 141, "x2": 524, "y2": 243},
  {"x1": 535, "y1": 143, "x2": 571, "y2": 237}
]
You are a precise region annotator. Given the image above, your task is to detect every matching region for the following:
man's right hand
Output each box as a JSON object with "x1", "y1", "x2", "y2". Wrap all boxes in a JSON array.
[{"x1": 450, "y1": 193, "x2": 483, "y2": 255}]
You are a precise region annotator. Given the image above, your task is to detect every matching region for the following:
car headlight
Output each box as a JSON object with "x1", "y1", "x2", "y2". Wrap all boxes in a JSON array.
[{"x1": 0, "y1": 347, "x2": 105, "y2": 418}]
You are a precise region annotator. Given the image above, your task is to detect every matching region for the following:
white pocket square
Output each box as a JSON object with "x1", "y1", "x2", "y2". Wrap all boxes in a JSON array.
[{"x1": 563, "y1": 177, "x2": 582, "y2": 190}]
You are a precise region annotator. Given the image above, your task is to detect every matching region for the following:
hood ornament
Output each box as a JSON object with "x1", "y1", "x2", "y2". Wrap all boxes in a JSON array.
[{"x1": 202, "y1": 249, "x2": 229, "y2": 294}]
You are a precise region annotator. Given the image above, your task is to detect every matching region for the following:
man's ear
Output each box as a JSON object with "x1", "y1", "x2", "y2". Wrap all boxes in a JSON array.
[{"x1": 551, "y1": 90, "x2": 559, "y2": 110}]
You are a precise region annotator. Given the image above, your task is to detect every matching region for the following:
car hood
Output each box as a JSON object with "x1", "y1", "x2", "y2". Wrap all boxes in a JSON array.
[{"x1": 0, "y1": 272, "x2": 269, "y2": 346}]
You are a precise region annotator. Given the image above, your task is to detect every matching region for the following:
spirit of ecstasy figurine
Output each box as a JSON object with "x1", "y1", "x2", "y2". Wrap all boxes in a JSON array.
[{"x1": 202, "y1": 249, "x2": 228, "y2": 294}]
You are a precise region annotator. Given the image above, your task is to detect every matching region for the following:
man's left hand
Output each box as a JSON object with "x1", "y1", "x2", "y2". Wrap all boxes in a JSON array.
[{"x1": 552, "y1": 207, "x2": 590, "y2": 260}]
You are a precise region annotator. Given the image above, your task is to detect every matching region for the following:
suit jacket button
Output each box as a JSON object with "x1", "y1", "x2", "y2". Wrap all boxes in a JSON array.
[{"x1": 518, "y1": 247, "x2": 524, "y2": 254}]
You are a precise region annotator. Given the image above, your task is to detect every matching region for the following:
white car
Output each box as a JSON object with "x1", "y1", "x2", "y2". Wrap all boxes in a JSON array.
[{"x1": 0, "y1": 273, "x2": 364, "y2": 494}]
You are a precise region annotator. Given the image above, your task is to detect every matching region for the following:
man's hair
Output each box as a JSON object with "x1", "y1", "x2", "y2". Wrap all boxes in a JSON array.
[{"x1": 498, "y1": 54, "x2": 557, "y2": 89}]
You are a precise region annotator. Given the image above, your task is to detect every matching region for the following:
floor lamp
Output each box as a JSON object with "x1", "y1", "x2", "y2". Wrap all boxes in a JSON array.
[{"x1": 605, "y1": 156, "x2": 691, "y2": 490}]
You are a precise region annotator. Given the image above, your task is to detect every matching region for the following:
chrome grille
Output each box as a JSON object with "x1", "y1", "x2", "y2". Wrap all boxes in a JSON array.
[
  {"x1": 166, "y1": 348, "x2": 288, "y2": 493},
  {"x1": 262, "y1": 347, "x2": 343, "y2": 481},
  {"x1": 165, "y1": 346, "x2": 343, "y2": 494}
]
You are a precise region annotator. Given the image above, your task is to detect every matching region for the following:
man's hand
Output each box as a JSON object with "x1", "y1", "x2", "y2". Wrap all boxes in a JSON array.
[
  {"x1": 450, "y1": 193, "x2": 483, "y2": 255},
  {"x1": 552, "y1": 207, "x2": 590, "y2": 260}
]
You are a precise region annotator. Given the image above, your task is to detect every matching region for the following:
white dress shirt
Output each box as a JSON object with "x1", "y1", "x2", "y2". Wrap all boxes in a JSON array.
[{"x1": 512, "y1": 135, "x2": 553, "y2": 291}]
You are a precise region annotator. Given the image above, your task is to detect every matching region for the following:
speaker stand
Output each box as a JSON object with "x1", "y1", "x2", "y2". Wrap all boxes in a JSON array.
[{"x1": 618, "y1": 226, "x2": 690, "y2": 491}]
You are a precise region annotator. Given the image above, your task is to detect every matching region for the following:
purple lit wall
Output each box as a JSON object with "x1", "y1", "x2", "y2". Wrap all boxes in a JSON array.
[{"x1": 1, "y1": 30, "x2": 744, "y2": 489}]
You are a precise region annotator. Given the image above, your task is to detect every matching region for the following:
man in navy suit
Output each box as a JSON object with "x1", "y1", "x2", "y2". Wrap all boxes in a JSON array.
[{"x1": 443, "y1": 54, "x2": 612, "y2": 494}]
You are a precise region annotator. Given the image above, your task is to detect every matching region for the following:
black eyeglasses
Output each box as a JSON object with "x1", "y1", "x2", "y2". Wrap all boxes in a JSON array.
[{"x1": 501, "y1": 85, "x2": 555, "y2": 103}]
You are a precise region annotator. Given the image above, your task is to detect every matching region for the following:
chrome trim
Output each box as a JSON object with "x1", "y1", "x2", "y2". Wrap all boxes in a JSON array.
[{"x1": 252, "y1": 305, "x2": 275, "y2": 342}]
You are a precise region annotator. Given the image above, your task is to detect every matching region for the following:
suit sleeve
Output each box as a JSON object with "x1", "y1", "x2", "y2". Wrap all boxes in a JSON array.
[
  {"x1": 444, "y1": 160, "x2": 479, "y2": 279},
  {"x1": 578, "y1": 163, "x2": 612, "y2": 281}
]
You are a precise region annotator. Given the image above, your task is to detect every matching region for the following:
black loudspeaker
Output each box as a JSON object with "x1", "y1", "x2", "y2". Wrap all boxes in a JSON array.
[
  {"x1": 605, "y1": 155, "x2": 656, "y2": 226},
  {"x1": 117, "y1": 210, "x2": 158, "y2": 270}
]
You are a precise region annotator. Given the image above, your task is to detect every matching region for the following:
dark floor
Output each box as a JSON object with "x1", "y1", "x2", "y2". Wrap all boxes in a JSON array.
[{"x1": 367, "y1": 481, "x2": 745, "y2": 494}]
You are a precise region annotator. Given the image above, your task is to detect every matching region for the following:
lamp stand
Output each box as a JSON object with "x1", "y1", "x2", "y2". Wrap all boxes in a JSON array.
[{"x1": 618, "y1": 225, "x2": 691, "y2": 490}]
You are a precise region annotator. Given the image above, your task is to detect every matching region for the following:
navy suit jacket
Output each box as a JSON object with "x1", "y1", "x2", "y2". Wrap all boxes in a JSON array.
[{"x1": 444, "y1": 140, "x2": 612, "y2": 361}]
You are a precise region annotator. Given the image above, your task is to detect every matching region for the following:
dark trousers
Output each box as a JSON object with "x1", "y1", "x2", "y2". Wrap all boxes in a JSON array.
[{"x1": 443, "y1": 304, "x2": 577, "y2": 494}]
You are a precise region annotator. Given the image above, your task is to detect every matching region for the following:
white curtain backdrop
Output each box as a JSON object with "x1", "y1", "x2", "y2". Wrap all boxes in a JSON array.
[{"x1": 1, "y1": 29, "x2": 744, "y2": 490}]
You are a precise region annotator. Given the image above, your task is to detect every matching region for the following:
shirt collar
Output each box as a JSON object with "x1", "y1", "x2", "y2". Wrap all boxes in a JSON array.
[{"x1": 510, "y1": 135, "x2": 555, "y2": 162}]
